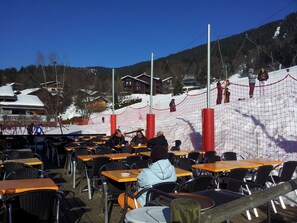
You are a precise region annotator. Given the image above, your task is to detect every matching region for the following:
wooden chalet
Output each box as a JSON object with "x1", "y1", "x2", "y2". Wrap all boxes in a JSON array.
[
  {"x1": 77, "y1": 89, "x2": 109, "y2": 112},
  {"x1": 121, "y1": 72, "x2": 163, "y2": 95},
  {"x1": 40, "y1": 81, "x2": 63, "y2": 96},
  {"x1": 162, "y1": 76, "x2": 173, "y2": 93}
]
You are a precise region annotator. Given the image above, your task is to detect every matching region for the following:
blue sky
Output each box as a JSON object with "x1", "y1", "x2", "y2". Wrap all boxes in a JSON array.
[{"x1": 0, "y1": 0, "x2": 296, "y2": 70}]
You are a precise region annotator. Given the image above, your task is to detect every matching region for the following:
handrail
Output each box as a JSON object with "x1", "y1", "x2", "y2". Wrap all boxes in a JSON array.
[{"x1": 200, "y1": 178, "x2": 297, "y2": 223}]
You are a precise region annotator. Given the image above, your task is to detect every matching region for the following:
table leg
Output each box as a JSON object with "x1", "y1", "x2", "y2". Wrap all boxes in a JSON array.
[{"x1": 119, "y1": 182, "x2": 131, "y2": 223}]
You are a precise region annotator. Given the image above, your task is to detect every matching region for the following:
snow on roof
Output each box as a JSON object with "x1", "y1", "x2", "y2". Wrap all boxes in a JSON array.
[
  {"x1": 136, "y1": 72, "x2": 160, "y2": 80},
  {"x1": 162, "y1": 77, "x2": 173, "y2": 82},
  {"x1": 120, "y1": 75, "x2": 135, "y2": 80},
  {"x1": 77, "y1": 89, "x2": 99, "y2": 96},
  {"x1": 0, "y1": 94, "x2": 44, "y2": 107},
  {"x1": 0, "y1": 85, "x2": 15, "y2": 97},
  {"x1": 20, "y1": 88, "x2": 41, "y2": 95},
  {"x1": 121, "y1": 75, "x2": 149, "y2": 85}
]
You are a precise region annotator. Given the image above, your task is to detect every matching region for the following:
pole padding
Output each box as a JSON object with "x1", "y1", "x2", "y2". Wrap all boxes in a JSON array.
[
  {"x1": 202, "y1": 108, "x2": 214, "y2": 152},
  {"x1": 110, "y1": 114, "x2": 117, "y2": 135},
  {"x1": 146, "y1": 114, "x2": 155, "y2": 140}
]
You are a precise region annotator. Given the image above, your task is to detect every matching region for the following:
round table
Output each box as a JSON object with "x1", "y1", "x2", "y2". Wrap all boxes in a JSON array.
[
  {"x1": 125, "y1": 207, "x2": 170, "y2": 223},
  {"x1": 155, "y1": 193, "x2": 215, "y2": 211}
]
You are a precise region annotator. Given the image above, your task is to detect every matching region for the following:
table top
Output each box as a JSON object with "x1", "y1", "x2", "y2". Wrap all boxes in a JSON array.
[
  {"x1": 77, "y1": 153, "x2": 135, "y2": 161},
  {"x1": 155, "y1": 192, "x2": 215, "y2": 211},
  {"x1": 140, "y1": 150, "x2": 189, "y2": 157},
  {"x1": 243, "y1": 158, "x2": 283, "y2": 166},
  {"x1": 101, "y1": 167, "x2": 192, "y2": 183},
  {"x1": 216, "y1": 160, "x2": 262, "y2": 169},
  {"x1": 131, "y1": 144, "x2": 147, "y2": 149},
  {"x1": 93, "y1": 141, "x2": 106, "y2": 145},
  {"x1": 1, "y1": 158, "x2": 43, "y2": 166},
  {"x1": 192, "y1": 162, "x2": 238, "y2": 172},
  {"x1": 0, "y1": 178, "x2": 58, "y2": 195}
]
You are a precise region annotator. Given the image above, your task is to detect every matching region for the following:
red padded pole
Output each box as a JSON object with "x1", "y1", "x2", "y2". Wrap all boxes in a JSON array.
[
  {"x1": 146, "y1": 114, "x2": 155, "y2": 140},
  {"x1": 110, "y1": 114, "x2": 117, "y2": 135},
  {"x1": 202, "y1": 108, "x2": 214, "y2": 152}
]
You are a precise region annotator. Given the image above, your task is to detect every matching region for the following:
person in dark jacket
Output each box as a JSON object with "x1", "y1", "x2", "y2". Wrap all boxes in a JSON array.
[
  {"x1": 169, "y1": 99, "x2": 176, "y2": 112},
  {"x1": 257, "y1": 68, "x2": 269, "y2": 96},
  {"x1": 216, "y1": 81, "x2": 223, "y2": 104},
  {"x1": 130, "y1": 130, "x2": 147, "y2": 146},
  {"x1": 27, "y1": 123, "x2": 34, "y2": 135},
  {"x1": 147, "y1": 131, "x2": 168, "y2": 150},
  {"x1": 224, "y1": 80, "x2": 230, "y2": 103},
  {"x1": 107, "y1": 129, "x2": 126, "y2": 148}
]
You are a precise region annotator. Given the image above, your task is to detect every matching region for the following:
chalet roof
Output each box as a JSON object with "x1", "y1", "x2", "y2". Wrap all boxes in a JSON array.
[
  {"x1": 121, "y1": 75, "x2": 149, "y2": 85},
  {"x1": 120, "y1": 75, "x2": 135, "y2": 80},
  {"x1": 162, "y1": 77, "x2": 173, "y2": 82},
  {"x1": 20, "y1": 88, "x2": 41, "y2": 95},
  {"x1": 136, "y1": 72, "x2": 160, "y2": 80},
  {"x1": 0, "y1": 94, "x2": 44, "y2": 107},
  {"x1": 40, "y1": 81, "x2": 60, "y2": 86},
  {"x1": 0, "y1": 85, "x2": 15, "y2": 97},
  {"x1": 77, "y1": 89, "x2": 99, "y2": 96}
]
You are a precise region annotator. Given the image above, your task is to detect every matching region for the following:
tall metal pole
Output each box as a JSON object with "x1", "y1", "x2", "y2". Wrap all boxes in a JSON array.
[
  {"x1": 112, "y1": 68, "x2": 115, "y2": 114},
  {"x1": 207, "y1": 24, "x2": 211, "y2": 108},
  {"x1": 150, "y1": 52, "x2": 154, "y2": 114}
]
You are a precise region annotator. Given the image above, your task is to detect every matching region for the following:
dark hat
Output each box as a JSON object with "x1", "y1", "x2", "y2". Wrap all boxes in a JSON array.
[{"x1": 151, "y1": 145, "x2": 168, "y2": 163}]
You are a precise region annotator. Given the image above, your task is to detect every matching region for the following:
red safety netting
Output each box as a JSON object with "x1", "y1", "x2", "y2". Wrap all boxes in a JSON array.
[{"x1": 91, "y1": 72, "x2": 297, "y2": 160}]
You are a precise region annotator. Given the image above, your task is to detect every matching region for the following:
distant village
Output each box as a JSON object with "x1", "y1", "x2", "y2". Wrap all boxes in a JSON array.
[{"x1": 0, "y1": 73, "x2": 200, "y2": 128}]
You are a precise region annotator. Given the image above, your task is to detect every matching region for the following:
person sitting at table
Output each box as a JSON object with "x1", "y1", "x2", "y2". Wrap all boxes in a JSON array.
[
  {"x1": 107, "y1": 129, "x2": 127, "y2": 148},
  {"x1": 147, "y1": 131, "x2": 168, "y2": 151},
  {"x1": 130, "y1": 130, "x2": 147, "y2": 146},
  {"x1": 118, "y1": 145, "x2": 177, "y2": 209}
]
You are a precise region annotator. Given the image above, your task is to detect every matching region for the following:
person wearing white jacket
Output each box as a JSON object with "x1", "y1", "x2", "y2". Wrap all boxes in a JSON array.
[{"x1": 118, "y1": 145, "x2": 177, "y2": 209}]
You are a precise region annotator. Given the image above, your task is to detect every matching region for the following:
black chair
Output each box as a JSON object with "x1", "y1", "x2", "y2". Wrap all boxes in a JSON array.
[
  {"x1": 187, "y1": 151, "x2": 202, "y2": 164},
  {"x1": 244, "y1": 165, "x2": 274, "y2": 217},
  {"x1": 170, "y1": 140, "x2": 181, "y2": 151},
  {"x1": 128, "y1": 181, "x2": 179, "y2": 209},
  {"x1": 5, "y1": 151, "x2": 41, "y2": 160},
  {"x1": 132, "y1": 159, "x2": 149, "y2": 169},
  {"x1": 5, "y1": 189, "x2": 63, "y2": 223},
  {"x1": 2, "y1": 162, "x2": 29, "y2": 180},
  {"x1": 203, "y1": 151, "x2": 221, "y2": 163},
  {"x1": 95, "y1": 146, "x2": 115, "y2": 155},
  {"x1": 178, "y1": 175, "x2": 214, "y2": 193},
  {"x1": 221, "y1": 152, "x2": 244, "y2": 161},
  {"x1": 4, "y1": 167, "x2": 42, "y2": 180},
  {"x1": 175, "y1": 157, "x2": 193, "y2": 182},
  {"x1": 99, "y1": 162, "x2": 127, "y2": 220},
  {"x1": 218, "y1": 168, "x2": 248, "y2": 192},
  {"x1": 80, "y1": 156, "x2": 111, "y2": 199},
  {"x1": 125, "y1": 156, "x2": 142, "y2": 169},
  {"x1": 204, "y1": 155, "x2": 221, "y2": 163},
  {"x1": 268, "y1": 161, "x2": 297, "y2": 210},
  {"x1": 120, "y1": 146, "x2": 133, "y2": 154},
  {"x1": 71, "y1": 147, "x2": 93, "y2": 188},
  {"x1": 49, "y1": 139, "x2": 68, "y2": 168},
  {"x1": 168, "y1": 152, "x2": 176, "y2": 165}
]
